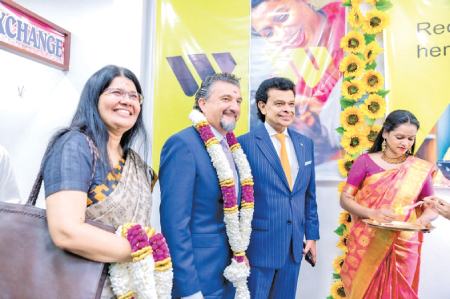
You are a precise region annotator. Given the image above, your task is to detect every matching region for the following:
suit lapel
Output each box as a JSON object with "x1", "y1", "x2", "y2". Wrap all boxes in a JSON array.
[
  {"x1": 289, "y1": 129, "x2": 305, "y2": 190},
  {"x1": 255, "y1": 126, "x2": 291, "y2": 190}
]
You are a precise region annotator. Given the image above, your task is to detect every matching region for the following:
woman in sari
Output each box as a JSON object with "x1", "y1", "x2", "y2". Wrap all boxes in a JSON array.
[
  {"x1": 42, "y1": 65, "x2": 156, "y2": 298},
  {"x1": 340, "y1": 110, "x2": 438, "y2": 299}
]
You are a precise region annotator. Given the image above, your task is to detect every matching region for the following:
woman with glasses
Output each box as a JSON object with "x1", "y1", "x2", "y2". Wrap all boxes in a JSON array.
[{"x1": 41, "y1": 65, "x2": 156, "y2": 297}]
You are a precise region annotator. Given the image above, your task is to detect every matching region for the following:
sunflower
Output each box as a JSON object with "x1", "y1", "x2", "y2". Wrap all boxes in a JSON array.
[
  {"x1": 340, "y1": 107, "x2": 365, "y2": 131},
  {"x1": 363, "y1": 41, "x2": 384, "y2": 64},
  {"x1": 340, "y1": 128, "x2": 366, "y2": 156},
  {"x1": 362, "y1": 9, "x2": 390, "y2": 35},
  {"x1": 340, "y1": 31, "x2": 365, "y2": 53},
  {"x1": 337, "y1": 229, "x2": 350, "y2": 252},
  {"x1": 347, "y1": 4, "x2": 365, "y2": 28},
  {"x1": 359, "y1": 94, "x2": 386, "y2": 119},
  {"x1": 333, "y1": 253, "x2": 347, "y2": 274},
  {"x1": 339, "y1": 54, "x2": 366, "y2": 78},
  {"x1": 338, "y1": 155, "x2": 355, "y2": 178},
  {"x1": 362, "y1": 124, "x2": 382, "y2": 147},
  {"x1": 330, "y1": 280, "x2": 347, "y2": 299},
  {"x1": 341, "y1": 79, "x2": 365, "y2": 101},
  {"x1": 339, "y1": 211, "x2": 352, "y2": 228},
  {"x1": 361, "y1": 70, "x2": 384, "y2": 93},
  {"x1": 337, "y1": 181, "x2": 346, "y2": 198}
]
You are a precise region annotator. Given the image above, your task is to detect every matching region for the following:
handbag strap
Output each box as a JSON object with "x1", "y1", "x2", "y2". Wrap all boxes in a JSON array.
[{"x1": 26, "y1": 133, "x2": 98, "y2": 206}]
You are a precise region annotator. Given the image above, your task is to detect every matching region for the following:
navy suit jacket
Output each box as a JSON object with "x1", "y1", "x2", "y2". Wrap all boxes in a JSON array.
[
  {"x1": 159, "y1": 126, "x2": 235, "y2": 298},
  {"x1": 237, "y1": 125, "x2": 320, "y2": 269}
]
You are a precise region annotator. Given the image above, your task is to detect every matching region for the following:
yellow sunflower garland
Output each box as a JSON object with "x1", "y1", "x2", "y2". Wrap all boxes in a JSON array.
[
  {"x1": 337, "y1": 155, "x2": 355, "y2": 177},
  {"x1": 362, "y1": 9, "x2": 390, "y2": 35},
  {"x1": 333, "y1": 253, "x2": 347, "y2": 274},
  {"x1": 337, "y1": 182, "x2": 346, "y2": 199},
  {"x1": 331, "y1": 1, "x2": 393, "y2": 297},
  {"x1": 330, "y1": 280, "x2": 347, "y2": 299},
  {"x1": 347, "y1": 4, "x2": 365, "y2": 29},
  {"x1": 361, "y1": 70, "x2": 384, "y2": 93},
  {"x1": 340, "y1": 31, "x2": 365, "y2": 53},
  {"x1": 340, "y1": 107, "x2": 365, "y2": 131},
  {"x1": 362, "y1": 124, "x2": 382, "y2": 148},
  {"x1": 340, "y1": 128, "x2": 366, "y2": 156},
  {"x1": 363, "y1": 41, "x2": 384, "y2": 64},
  {"x1": 341, "y1": 79, "x2": 365, "y2": 101},
  {"x1": 338, "y1": 211, "x2": 352, "y2": 228},
  {"x1": 359, "y1": 94, "x2": 386, "y2": 119},
  {"x1": 339, "y1": 55, "x2": 366, "y2": 78},
  {"x1": 337, "y1": 230, "x2": 350, "y2": 253}
]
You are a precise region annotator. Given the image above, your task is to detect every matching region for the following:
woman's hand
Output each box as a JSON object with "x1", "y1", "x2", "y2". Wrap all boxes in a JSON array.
[
  {"x1": 369, "y1": 208, "x2": 396, "y2": 223},
  {"x1": 424, "y1": 196, "x2": 450, "y2": 220}
]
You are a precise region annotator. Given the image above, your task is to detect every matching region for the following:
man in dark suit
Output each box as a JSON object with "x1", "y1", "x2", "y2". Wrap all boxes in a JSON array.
[
  {"x1": 159, "y1": 73, "x2": 248, "y2": 299},
  {"x1": 238, "y1": 77, "x2": 320, "y2": 298}
]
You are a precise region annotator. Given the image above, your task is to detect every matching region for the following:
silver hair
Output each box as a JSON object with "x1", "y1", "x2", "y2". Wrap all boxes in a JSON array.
[{"x1": 193, "y1": 73, "x2": 241, "y2": 112}]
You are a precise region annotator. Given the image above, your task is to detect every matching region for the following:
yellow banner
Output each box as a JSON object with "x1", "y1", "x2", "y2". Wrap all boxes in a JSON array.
[
  {"x1": 153, "y1": 1, "x2": 250, "y2": 170},
  {"x1": 385, "y1": 0, "x2": 450, "y2": 149}
]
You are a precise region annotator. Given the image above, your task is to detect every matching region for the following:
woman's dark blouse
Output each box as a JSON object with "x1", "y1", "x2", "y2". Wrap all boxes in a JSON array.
[{"x1": 43, "y1": 132, "x2": 156, "y2": 206}]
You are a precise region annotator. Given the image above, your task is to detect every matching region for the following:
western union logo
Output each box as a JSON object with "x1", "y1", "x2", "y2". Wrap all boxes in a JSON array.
[{"x1": 166, "y1": 53, "x2": 236, "y2": 97}]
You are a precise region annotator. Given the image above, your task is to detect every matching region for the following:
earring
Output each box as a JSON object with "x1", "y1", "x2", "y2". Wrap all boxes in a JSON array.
[
  {"x1": 381, "y1": 139, "x2": 386, "y2": 153},
  {"x1": 407, "y1": 148, "x2": 412, "y2": 155}
]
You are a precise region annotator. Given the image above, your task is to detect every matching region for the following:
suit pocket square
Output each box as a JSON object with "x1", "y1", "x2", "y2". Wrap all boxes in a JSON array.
[{"x1": 305, "y1": 161, "x2": 312, "y2": 166}]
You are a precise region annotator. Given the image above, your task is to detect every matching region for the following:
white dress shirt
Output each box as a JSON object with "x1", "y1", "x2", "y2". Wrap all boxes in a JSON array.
[{"x1": 264, "y1": 122, "x2": 299, "y2": 186}]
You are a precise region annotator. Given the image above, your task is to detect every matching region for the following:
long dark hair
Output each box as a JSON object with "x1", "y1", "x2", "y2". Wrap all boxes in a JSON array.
[
  {"x1": 42, "y1": 65, "x2": 149, "y2": 174},
  {"x1": 368, "y1": 110, "x2": 420, "y2": 154}
]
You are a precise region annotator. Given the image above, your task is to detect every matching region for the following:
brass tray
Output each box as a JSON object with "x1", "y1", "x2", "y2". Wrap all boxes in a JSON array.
[{"x1": 363, "y1": 219, "x2": 435, "y2": 232}]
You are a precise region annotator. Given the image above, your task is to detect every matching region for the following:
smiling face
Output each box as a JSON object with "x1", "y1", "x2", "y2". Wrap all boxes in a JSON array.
[
  {"x1": 98, "y1": 76, "x2": 141, "y2": 137},
  {"x1": 198, "y1": 81, "x2": 242, "y2": 136},
  {"x1": 382, "y1": 123, "x2": 418, "y2": 157},
  {"x1": 258, "y1": 88, "x2": 295, "y2": 133},
  {"x1": 251, "y1": 0, "x2": 325, "y2": 49}
]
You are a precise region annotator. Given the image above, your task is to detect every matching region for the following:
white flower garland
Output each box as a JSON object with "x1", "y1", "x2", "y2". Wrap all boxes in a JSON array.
[
  {"x1": 189, "y1": 109, "x2": 254, "y2": 299},
  {"x1": 109, "y1": 225, "x2": 173, "y2": 299}
]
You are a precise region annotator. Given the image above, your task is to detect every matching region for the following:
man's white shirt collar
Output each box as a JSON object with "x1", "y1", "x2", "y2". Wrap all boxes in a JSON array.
[{"x1": 264, "y1": 122, "x2": 290, "y2": 138}]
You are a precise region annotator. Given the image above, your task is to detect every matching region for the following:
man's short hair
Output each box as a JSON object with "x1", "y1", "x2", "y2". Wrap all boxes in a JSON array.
[
  {"x1": 255, "y1": 77, "x2": 296, "y2": 122},
  {"x1": 193, "y1": 73, "x2": 241, "y2": 112}
]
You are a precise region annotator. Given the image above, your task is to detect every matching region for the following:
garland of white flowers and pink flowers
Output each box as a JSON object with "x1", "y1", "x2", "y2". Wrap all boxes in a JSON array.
[
  {"x1": 189, "y1": 109, "x2": 255, "y2": 299},
  {"x1": 109, "y1": 223, "x2": 173, "y2": 299}
]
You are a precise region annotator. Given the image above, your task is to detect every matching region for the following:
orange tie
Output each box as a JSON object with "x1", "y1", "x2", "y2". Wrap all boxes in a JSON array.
[{"x1": 275, "y1": 134, "x2": 292, "y2": 190}]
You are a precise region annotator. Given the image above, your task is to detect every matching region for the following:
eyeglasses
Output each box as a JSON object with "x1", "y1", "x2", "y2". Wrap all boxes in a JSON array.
[{"x1": 103, "y1": 88, "x2": 143, "y2": 104}]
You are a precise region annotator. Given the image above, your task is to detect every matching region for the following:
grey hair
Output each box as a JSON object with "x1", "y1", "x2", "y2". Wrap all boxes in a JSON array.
[{"x1": 193, "y1": 73, "x2": 241, "y2": 112}]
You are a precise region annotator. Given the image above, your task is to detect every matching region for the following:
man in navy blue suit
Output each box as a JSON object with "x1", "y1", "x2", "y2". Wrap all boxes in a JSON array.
[
  {"x1": 159, "y1": 73, "x2": 249, "y2": 299},
  {"x1": 238, "y1": 77, "x2": 320, "y2": 298}
]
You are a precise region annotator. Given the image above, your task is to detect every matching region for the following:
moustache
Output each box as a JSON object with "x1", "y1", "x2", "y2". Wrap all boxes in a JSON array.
[{"x1": 222, "y1": 110, "x2": 237, "y2": 118}]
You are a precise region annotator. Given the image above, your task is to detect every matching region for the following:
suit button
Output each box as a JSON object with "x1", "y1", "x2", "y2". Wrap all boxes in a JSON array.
[
  {"x1": 287, "y1": 220, "x2": 292, "y2": 224},
  {"x1": 290, "y1": 196, "x2": 293, "y2": 200}
]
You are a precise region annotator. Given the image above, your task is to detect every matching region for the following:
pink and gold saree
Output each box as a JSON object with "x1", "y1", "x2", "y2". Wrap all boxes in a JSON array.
[{"x1": 341, "y1": 156, "x2": 435, "y2": 299}]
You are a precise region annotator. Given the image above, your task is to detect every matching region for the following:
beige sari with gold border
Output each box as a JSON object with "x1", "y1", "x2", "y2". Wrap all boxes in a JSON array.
[{"x1": 85, "y1": 150, "x2": 153, "y2": 299}]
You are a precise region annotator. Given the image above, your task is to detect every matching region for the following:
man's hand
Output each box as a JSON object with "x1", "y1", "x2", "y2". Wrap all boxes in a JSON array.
[
  {"x1": 303, "y1": 240, "x2": 317, "y2": 264},
  {"x1": 244, "y1": 255, "x2": 250, "y2": 268}
]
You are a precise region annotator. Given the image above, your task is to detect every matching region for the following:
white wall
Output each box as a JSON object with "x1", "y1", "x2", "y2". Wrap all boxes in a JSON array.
[
  {"x1": 0, "y1": 0, "x2": 145, "y2": 208},
  {"x1": 1, "y1": 1, "x2": 449, "y2": 298}
]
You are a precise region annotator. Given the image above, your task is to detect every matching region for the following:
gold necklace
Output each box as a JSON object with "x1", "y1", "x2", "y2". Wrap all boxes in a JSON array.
[{"x1": 381, "y1": 153, "x2": 407, "y2": 164}]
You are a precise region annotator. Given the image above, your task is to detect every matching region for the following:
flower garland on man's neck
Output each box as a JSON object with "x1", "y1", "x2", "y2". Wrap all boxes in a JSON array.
[
  {"x1": 189, "y1": 109, "x2": 255, "y2": 299},
  {"x1": 109, "y1": 223, "x2": 173, "y2": 299}
]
